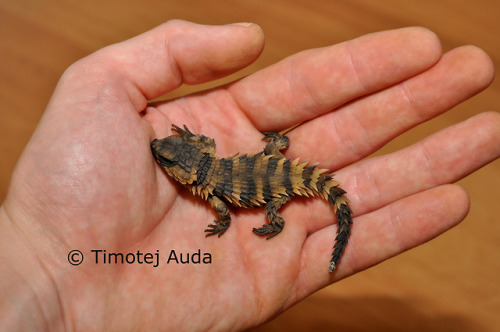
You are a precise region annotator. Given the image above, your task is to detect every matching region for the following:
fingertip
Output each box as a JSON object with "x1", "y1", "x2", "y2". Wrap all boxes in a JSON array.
[
  {"x1": 441, "y1": 184, "x2": 470, "y2": 225},
  {"x1": 217, "y1": 22, "x2": 265, "y2": 76},
  {"x1": 396, "y1": 26, "x2": 443, "y2": 61},
  {"x1": 459, "y1": 45, "x2": 495, "y2": 89},
  {"x1": 464, "y1": 111, "x2": 500, "y2": 163},
  {"x1": 350, "y1": 26, "x2": 443, "y2": 80},
  {"x1": 479, "y1": 111, "x2": 500, "y2": 143}
]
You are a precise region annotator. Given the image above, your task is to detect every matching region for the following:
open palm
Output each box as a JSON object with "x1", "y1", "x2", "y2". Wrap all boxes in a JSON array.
[{"x1": 2, "y1": 20, "x2": 498, "y2": 331}]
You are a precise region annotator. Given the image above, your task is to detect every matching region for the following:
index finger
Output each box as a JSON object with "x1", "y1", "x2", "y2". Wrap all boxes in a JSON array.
[{"x1": 228, "y1": 27, "x2": 442, "y2": 131}]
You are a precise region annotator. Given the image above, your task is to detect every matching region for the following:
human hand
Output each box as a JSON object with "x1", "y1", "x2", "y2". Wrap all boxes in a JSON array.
[{"x1": 1, "y1": 20, "x2": 498, "y2": 331}]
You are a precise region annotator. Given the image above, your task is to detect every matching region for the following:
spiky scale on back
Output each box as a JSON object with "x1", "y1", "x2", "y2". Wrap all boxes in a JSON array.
[{"x1": 151, "y1": 124, "x2": 353, "y2": 273}]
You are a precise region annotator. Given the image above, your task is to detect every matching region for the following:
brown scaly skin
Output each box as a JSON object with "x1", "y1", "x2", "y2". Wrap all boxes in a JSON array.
[{"x1": 151, "y1": 124, "x2": 353, "y2": 273}]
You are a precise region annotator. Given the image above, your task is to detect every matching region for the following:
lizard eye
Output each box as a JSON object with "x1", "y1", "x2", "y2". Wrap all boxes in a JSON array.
[
  {"x1": 156, "y1": 155, "x2": 176, "y2": 168},
  {"x1": 151, "y1": 138, "x2": 178, "y2": 167}
]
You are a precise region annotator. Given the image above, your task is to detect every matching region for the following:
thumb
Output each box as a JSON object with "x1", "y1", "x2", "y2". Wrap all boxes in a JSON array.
[{"x1": 57, "y1": 20, "x2": 265, "y2": 108}]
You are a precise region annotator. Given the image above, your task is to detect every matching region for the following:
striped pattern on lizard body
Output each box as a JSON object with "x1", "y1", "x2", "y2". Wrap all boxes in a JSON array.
[{"x1": 151, "y1": 124, "x2": 353, "y2": 273}]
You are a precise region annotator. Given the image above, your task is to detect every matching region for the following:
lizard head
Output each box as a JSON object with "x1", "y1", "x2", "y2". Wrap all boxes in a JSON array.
[
  {"x1": 151, "y1": 135, "x2": 182, "y2": 168},
  {"x1": 151, "y1": 135, "x2": 201, "y2": 184}
]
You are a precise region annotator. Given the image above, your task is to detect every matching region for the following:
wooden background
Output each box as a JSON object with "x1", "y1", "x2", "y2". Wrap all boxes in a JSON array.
[{"x1": 1, "y1": 0, "x2": 498, "y2": 331}]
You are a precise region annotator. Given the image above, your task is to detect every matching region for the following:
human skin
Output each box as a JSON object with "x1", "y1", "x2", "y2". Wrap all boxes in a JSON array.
[{"x1": 0, "y1": 20, "x2": 498, "y2": 331}]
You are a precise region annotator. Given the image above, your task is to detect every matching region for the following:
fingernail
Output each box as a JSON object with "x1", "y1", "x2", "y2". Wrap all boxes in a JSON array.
[{"x1": 230, "y1": 22, "x2": 255, "y2": 27}]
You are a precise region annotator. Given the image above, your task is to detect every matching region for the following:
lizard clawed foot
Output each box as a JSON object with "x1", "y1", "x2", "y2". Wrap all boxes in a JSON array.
[
  {"x1": 261, "y1": 131, "x2": 281, "y2": 141},
  {"x1": 205, "y1": 220, "x2": 229, "y2": 237},
  {"x1": 262, "y1": 132, "x2": 289, "y2": 147},
  {"x1": 252, "y1": 220, "x2": 284, "y2": 239},
  {"x1": 262, "y1": 132, "x2": 289, "y2": 156}
]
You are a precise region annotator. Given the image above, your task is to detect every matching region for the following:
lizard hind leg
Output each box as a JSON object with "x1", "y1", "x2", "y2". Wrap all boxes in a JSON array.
[
  {"x1": 262, "y1": 132, "x2": 290, "y2": 158},
  {"x1": 205, "y1": 195, "x2": 231, "y2": 237},
  {"x1": 253, "y1": 195, "x2": 290, "y2": 239},
  {"x1": 261, "y1": 122, "x2": 302, "y2": 157}
]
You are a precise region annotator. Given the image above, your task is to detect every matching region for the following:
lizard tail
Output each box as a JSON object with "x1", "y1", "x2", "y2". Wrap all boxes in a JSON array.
[
  {"x1": 291, "y1": 162, "x2": 353, "y2": 272},
  {"x1": 322, "y1": 181, "x2": 353, "y2": 273}
]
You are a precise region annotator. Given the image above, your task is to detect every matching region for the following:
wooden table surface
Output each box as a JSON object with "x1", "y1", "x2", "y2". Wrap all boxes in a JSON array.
[{"x1": 1, "y1": 1, "x2": 498, "y2": 331}]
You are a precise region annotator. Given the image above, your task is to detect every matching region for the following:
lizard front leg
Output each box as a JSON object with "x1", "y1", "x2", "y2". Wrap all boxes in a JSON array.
[
  {"x1": 205, "y1": 195, "x2": 231, "y2": 237},
  {"x1": 172, "y1": 124, "x2": 216, "y2": 156},
  {"x1": 253, "y1": 195, "x2": 290, "y2": 239}
]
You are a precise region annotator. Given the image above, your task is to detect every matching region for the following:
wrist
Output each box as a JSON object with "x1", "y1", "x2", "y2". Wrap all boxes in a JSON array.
[{"x1": 0, "y1": 207, "x2": 66, "y2": 331}]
